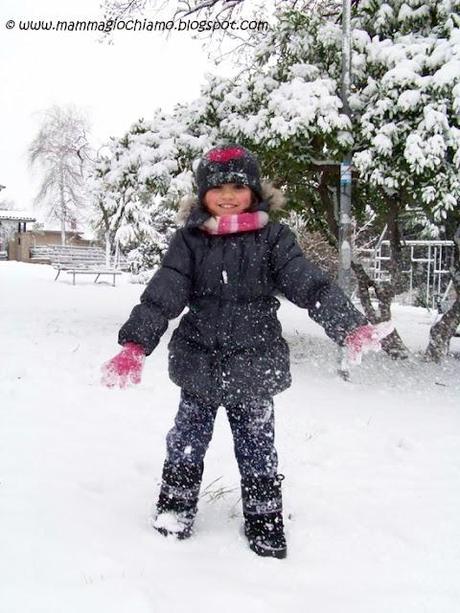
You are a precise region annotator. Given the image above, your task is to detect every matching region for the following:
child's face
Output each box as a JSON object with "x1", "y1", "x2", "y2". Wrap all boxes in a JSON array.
[{"x1": 203, "y1": 183, "x2": 253, "y2": 216}]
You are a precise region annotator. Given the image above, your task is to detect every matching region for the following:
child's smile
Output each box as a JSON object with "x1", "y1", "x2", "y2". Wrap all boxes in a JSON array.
[{"x1": 203, "y1": 183, "x2": 253, "y2": 216}]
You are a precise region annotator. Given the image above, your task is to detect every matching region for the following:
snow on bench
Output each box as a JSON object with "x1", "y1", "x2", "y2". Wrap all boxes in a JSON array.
[{"x1": 29, "y1": 245, "x2": 125, "y2": 286}]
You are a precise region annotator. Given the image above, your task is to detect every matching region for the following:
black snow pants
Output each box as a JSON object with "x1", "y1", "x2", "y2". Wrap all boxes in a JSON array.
[
  {"x1": 156, "y1": 390, "x2": 279, "y2": 516},
  {"x1": 165, "y1": 390, "x2": 278, "y2": 478}
]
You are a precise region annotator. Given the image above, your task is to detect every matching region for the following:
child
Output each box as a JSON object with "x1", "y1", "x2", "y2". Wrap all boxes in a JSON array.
[{"x1": 102, "y1": 145, "x2": 392, "y2": 559}]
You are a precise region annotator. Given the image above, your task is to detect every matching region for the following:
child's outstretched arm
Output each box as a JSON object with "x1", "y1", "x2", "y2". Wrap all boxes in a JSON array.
[
  {"x1": 270, "y1": 225, "x2": 391, "y2": 354},
  {"x1": 101, "y1": 230, "x2": 193, "y2": 388},
  {"x1": 344, "y1": 320, "x2": 394, "y2": 365}
]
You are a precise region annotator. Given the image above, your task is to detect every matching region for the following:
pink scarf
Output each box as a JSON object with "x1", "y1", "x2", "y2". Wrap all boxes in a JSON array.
[{"x1": 201, "y1": 211, "x2": 269, "y2": 235}]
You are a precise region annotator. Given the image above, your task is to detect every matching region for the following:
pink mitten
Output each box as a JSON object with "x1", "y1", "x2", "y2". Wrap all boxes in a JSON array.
[
  {"x1": 101, "y1": 342, "x2": 145, "y2": 388},
  {"x1": 345, "y1": 321, "x2": 394, "y2": 365}
]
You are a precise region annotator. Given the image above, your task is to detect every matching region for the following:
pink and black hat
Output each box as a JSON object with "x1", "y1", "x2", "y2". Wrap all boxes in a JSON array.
[{"x1": 196, "y1": 144, "x2": 262, "y2": 204}]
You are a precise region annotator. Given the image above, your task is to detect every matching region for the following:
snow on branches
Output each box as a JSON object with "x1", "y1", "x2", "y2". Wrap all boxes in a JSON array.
[
  {"x1": 90, "y1": 0, "x2": 460, "y2": 273},
  {"x1": 352, "y1": 0, "x2": 460, "y2": 220},
  {"x1": 88, "y1": 105, "x2": 215, "y2": 272}
]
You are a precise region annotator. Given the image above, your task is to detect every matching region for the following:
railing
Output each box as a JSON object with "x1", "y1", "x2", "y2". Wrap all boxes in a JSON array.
[{"x1": 357, "y1": 239, "x2": 456, "y2": 308}]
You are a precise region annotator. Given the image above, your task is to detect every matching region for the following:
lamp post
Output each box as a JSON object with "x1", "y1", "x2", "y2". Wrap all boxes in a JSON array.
[
  {"x1": 337, "y1": 0, "x2": 353, "y2": 379},
  {"x1": 338, "y1": 0, "x2": 353, "y2": 298}
]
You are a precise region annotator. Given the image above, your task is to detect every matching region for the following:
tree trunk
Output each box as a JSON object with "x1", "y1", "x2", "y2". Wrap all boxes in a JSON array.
[
  {"x1": 59, "y1": 167, "x2": 66, "y2": 246},
  {"x1": 425, "y1": 238, "x2": 460, "y2": 362},
  {"x1": 352, "y1": 261, "x2": 409, "y2": 359},
  {"x1": 114, "y1": 240, "x2": 120, "y2": 268},
  {"x1": 350, "y1": 194, "x2": 410, "y2": 359},
  {"x1": 317, "y1": 172, "x2": 339, "y2": 240},
  {"x1": 425, "y1": 296, "x2": 460, "y2": 362},
  {"x1": 386, "y1": 194, "x2": 406, "y2": 294},
  {"x1": 316, "y1": 178, "x2": 409, "y2": 358},
  {"x1": 105, "y1": 230, "x2": 111, "y2": 267}
]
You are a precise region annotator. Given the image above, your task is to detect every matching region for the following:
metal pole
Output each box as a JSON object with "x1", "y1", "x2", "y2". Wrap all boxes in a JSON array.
[
  {"x1": 338, "y1": 0, "x2": 352, "y2": 297},
  {"x1": 338, "y1": 0, "x2": 353, "y2": 379}
]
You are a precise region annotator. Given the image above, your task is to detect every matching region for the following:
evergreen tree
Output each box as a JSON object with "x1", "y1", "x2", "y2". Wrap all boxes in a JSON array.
[
  {"x1": 92, "y1": 1, "x2": 460, "y2": 356},
  {"x1": 193, "y1": 2, "x2": 460, "y2": 357},
  {"x1": 89, "y1": 105, "x2": 216, "y2": 272}
]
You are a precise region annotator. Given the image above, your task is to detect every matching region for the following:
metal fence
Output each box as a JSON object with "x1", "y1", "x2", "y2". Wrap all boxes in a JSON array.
[{"x1": 358, "y1": 239, "x2": 456, "y2": 308}]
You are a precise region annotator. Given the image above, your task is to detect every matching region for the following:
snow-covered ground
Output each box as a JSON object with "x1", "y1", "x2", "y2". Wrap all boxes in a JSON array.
[{"x1": 1, "y1": 261, "x2": 459, "y2": 613}]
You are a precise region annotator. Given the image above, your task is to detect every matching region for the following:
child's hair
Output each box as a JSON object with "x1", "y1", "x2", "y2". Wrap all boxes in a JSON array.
[{"x1": 195, "y1": 144, "x2": 262, "y2": 204}]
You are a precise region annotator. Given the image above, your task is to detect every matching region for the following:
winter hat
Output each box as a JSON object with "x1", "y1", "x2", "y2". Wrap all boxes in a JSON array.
[{"x1": 196, "y1": 145, "x2": 263, "y2": 204}]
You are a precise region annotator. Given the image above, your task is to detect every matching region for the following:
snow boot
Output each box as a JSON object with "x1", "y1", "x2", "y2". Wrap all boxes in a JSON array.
[
  {"x1": 152, "y1": 460, "x2": 203, "y2": 540},
  {"x1": 241, "y1": 474, "x2": 287, "y2": 559}
]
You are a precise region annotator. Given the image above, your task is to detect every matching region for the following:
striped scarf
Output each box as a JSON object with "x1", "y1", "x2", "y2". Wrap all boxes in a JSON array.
[{"x1": 201, "y1": 211, "x2": 269, "y2": 235}]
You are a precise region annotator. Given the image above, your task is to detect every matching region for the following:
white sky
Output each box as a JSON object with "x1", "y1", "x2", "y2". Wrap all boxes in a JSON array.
[{"x1": 0, "y1": 0, "x2": 229, "y2": 213}]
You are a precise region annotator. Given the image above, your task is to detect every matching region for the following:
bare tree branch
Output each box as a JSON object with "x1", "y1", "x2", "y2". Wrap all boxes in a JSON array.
[{"x1": 28, "y1": 105, "x2": 91, "y2": 244}]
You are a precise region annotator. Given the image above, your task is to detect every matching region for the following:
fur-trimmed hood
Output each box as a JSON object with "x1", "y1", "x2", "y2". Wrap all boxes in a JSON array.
[{"x1": 176, "y1": 181, "x2": 286, "y2": 226}]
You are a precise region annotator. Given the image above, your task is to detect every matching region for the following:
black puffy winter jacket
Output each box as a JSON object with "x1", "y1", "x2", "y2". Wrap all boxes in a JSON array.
[{"x1": 119, "y1": 185, "x2": 367, "y2": 405}]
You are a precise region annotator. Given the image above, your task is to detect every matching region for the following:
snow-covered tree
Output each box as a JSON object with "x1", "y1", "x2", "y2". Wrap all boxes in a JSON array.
[
  {"x1": 28, "y1": 105, "x2": 91, "y2": 245},
  {"x1": 89, "y1": 104, "x2": 215, "y2": 272},
  {"x1": 94, "y1": 1, "x2": 460, "y2": 355},
  {"x1": 190, "y1": 2, "x2": 460, "y2": 358},
  {"x1": 350, "y1": 1, "x2": 459, "y2": 216},
  {"x1": 348, "y1": 0, "x2": 460, "y2": 357}
]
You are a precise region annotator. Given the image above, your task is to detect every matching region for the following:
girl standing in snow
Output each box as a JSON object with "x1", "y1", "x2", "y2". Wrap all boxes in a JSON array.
[{"x1": 102, "y1": 145, "x2": 391, "y2": 559}]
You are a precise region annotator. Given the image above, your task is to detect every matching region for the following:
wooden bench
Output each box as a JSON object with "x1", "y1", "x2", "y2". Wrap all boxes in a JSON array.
[
  {"x1": 65, "y1": 268, "x2": 123, "y2": 286},
  {"x1": 31, "y1": 245, "x2": 109, "y2": 266},
  {"x1": 29, "y1": 245, "x2": 126, "y2": 286},
  {"x1": 54, "y1": 263, "x2": 106, "y2": 281}
]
